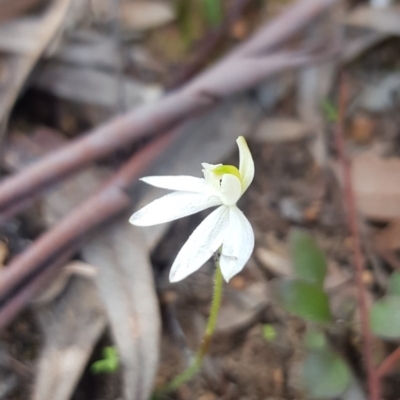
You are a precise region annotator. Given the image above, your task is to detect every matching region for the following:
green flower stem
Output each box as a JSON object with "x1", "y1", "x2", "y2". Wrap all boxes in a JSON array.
[{"x1": 163, "y1": 254, "x2": 224, "y2": 393}]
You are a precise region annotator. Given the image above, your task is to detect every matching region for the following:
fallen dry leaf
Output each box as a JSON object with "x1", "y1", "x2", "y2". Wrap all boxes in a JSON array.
[
  {"x1": 253, "y1": 118, "x2": 312, "y2": 143},
  {"x1": 33, "y1": 62, "x2": 162, "y2": 109},
  {"x1": 297, "y1": 11, "x2": 337, "y2": 167},
  {"x1": 350, "y1": 153, "x2": 400, "y2": 221},
  {"x1": 33, "y1": 277, "x2": 106, "y2": 400},
  {"x1": 374, "y1": 220, "x2": 400, "y2": 252},
  {"x1": 345, "y1": 5, "x2": 400, "y2": 35},
  {"x1": 0, "y1": 0, "x2": 74, "y2": 134},
  {"x1": 120, "y1": 1, "x2": 175, "y2": 31},
  {"x1": 256, "y1": 247, "x2": 292, "y2": 277},
  {"x1": 33, "y1": 261, "x2": 97, "y2": 305},
  {"x1": 349, "y1": 113, "x2": 375, "y2": 144},
  {"x1": 82, "y1": 221, "x2": 160, "y2": 400},
  {"x1": 216, "y1": 282, "x2": 269, "y2": 335}
]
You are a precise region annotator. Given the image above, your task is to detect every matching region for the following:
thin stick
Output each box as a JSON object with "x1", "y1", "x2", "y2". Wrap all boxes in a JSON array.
[
  {"x1": 0, "y1": 248, "x2": 74, "y2": 328},
  {"x1": 377, "y1": 346, "x2": 400, "y2": 378},
  {"x1": 334, "y1": 73, "x2": 378, "y2": 400}
]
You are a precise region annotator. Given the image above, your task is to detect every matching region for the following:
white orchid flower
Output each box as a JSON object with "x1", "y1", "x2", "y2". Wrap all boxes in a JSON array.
[{"x1": 129, "y1": 136, "x2": 254, "y2": 283}]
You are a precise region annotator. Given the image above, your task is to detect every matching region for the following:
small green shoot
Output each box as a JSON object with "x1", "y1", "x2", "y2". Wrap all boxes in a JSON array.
[
  {"x1": 262, "y1": 324, "x2": 277, "y2": 342},
  {"x1": 321, "y1": 99, "x2": 338, "y2": 123},
  {"x1": 91, "y1": 346, "x2": 119, "y2": 374},
  {"x1": 202, "y1": 0, "x2": 223, "y2": 27},
  {"x1": 176, "y1": 0, "x2": 204, "y2": 48}
]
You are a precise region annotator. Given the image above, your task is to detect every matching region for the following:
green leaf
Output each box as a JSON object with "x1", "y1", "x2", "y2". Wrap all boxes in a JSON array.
[
  {"x1": 91, "y1": 346, "x2": 119, "y2": 374},
  {"x1": 290, "y1": 229, "x2": 327, "y2": 287},
  {"x1": 388, "y1": 272, "x2": 400, "y2": 296},
  {"x1": 304, "y1": 330, "x2": 327, "y2": 350},
  {"x1": 321, "y1": 99, "x2": 338, "y2": 123},
  {"x1": 276, "y1": 279, "x2": 331, "y2": 323},
  {"x1": 370, "y1": 296, "x2": 400, "y2": 339},
  {"x1": 202, "y1": 0, "x2": 223, "y2": 27},
  {"x1": 301, "y1": 348, "x2": 351, "y2": 399}
]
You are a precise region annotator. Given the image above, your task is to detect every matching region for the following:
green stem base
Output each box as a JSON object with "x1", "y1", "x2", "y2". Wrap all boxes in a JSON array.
[{"x1": 159, "y1": 254, "x2": 224, "y2": 394}]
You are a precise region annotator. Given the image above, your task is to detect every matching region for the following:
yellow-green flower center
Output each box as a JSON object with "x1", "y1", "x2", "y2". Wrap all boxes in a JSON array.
[{"x1": 211, "y1": 165, "x2": 241, "y2": 182}]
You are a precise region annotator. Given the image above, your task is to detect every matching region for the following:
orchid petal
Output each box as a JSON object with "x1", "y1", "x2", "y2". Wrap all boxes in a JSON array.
[
  {"x1": 141, "y1": 176, "x2": 207, "y2": 193},
  {"x1": 202, "y1": 163, "x2": 222, "y2": 191},
  {"x1": 169, "y1": 206, "x2": 229, "y2": 282},
  {"x1": 237, "y1": 136, "x2": 254, "y2": 193},
  {"x1": 201, "y1": 163, "x2": 222, "y2": 170},
  {"x1": 220, "y1": 206, "x2": 254, "y2": 282},
  {"x1": 129, "y1": 192, "x2": 221, "y2": 227},
  {"x1": 219, "y1": 174, "x2": 242, "y2": 206}
]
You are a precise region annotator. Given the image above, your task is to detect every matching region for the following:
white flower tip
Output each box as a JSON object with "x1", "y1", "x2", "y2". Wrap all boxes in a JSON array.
[
  {"x1": 139, "y1": 176, "x2": 160, "y2": 188},
  {"x1": 169, "y1": 265, "x2": 193, "y2": 282},
  {"x1": 129, "y1": 209, "x2": 157, "y2": 226},
  {"x1": 129, "y1": 213, "x2": 142, "y2": 226},
  {"x1": 219, "y1": 255, "x2": 241, "y2": 282},
  {"x1": 236, "y1": 136, "x2": 250, "y2": 156},
  {"x1": 169, "y1": 270, "x2": 181, "y2": 283},
  {"x1": 222, "y1": 272, "x2": 233, "y2": 283},
  {"x1": 236, "y1": 135, "x2": 246, "y2": 146}
]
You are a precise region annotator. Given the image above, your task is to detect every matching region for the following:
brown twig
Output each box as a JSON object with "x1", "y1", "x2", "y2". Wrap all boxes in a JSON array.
[
  {"x1": 0, "y1": 0, "x2": 339, "y2": 217},
  {"x1": 377, "y1": 346, "x2": 400, "y2": 378},
  {"x1": 335, "y1": 73, "x2": 378, "y2": 400},
  {"x1": 0, "y1": 248, "x2": 74, "y2": 328}
]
